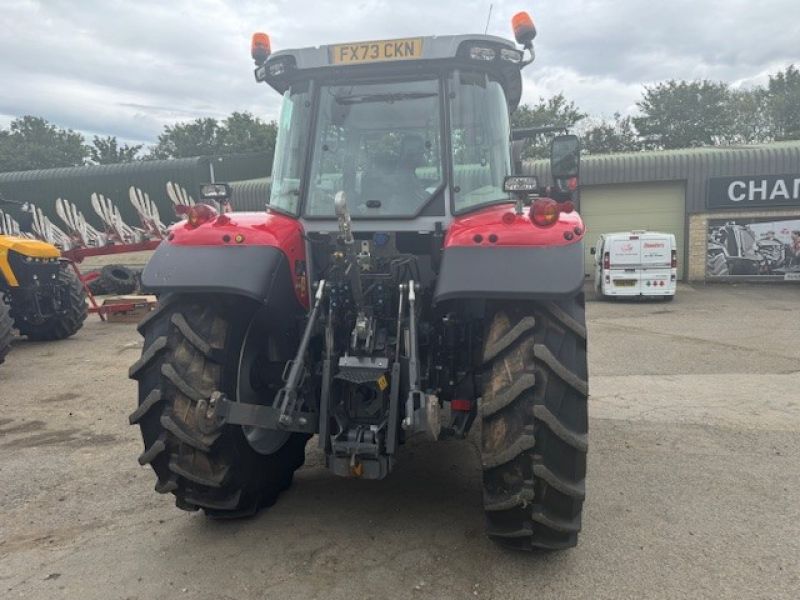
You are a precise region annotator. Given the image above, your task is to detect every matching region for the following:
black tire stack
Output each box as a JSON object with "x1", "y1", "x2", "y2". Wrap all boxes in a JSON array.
[
  {"x1": 89, "y1": 264, "x2": 139, "y2": 296},
  {"x1": 480, "y1": 295, "x2": 588, "y2": 550},
  {"x1": 129, "y1": 295, "x2": 309, "y2": 517}
]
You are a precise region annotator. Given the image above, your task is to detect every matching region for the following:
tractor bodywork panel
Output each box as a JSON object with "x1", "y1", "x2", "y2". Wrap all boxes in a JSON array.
[
  {"x1": 141, "y1": 211, "x2": 308, "y2": 308},
  {"x1": 434, "y1": 203, "x2": 586, "y2": 301},
  {"x1": 0, "y1": 235, "x2": 61, "y2": 287}
]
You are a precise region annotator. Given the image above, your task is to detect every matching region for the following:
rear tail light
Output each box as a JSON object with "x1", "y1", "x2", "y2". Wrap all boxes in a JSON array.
[
  {"x1": 603, "y1": 252, "x2": 610, "y2": 269},
  {"x1": 671, "y1": 249, "x2": 677, "y2": 268},
  {"x1": 530, "y1": 198, "x2": 576, "y2": 227},
  {"x1": 176, "y1": 203, "x2": 218, "y2": 228},
  {"x1": 530, "y1": 198, "x2": 560, "y2": 227}
]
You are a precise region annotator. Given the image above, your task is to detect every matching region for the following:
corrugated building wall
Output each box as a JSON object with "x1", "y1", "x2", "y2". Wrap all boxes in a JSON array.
[
  {"x1": 526, "y1": 141, "x2": 800, "y2": 214},
  {"x1": 229, "y1": 177, "x2": 271, "y2": 211},
  {"x1": 0, "y1": 151, "x2": 271, "y2": 228},
  {"x1": 527, "y1": 141, "x2": 800, "y2": 281}
]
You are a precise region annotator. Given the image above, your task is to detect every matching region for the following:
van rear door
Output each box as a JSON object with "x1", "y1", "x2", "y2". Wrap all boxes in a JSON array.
[
  {"x1": 607, "y1": 236, "x2": 642, "y2": 293},
  {"x1": 639, "y1": 234, "x2": 674, "y2": 293},
  {"x1": 640, "y1": 235, "x2": 671, "y2": 268}
]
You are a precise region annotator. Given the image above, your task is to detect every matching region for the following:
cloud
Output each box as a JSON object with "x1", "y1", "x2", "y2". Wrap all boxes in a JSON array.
[{"x1": 0, "y1": 0, "x2": 797, "y2": 144}]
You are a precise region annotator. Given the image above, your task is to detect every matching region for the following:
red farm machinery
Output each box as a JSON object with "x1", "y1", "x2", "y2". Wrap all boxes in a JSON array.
[{"x1": 130, "y1": 11, "x2": 588, "y2": 551}]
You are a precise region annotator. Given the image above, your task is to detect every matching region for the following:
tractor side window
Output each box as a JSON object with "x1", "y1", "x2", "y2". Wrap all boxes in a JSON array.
[
  {"x1": 269, "y1": 84, "x2": 311, "y2": 214},
  {"x1": 450, "y1": 71, "x2": 512, "y2": 212}
]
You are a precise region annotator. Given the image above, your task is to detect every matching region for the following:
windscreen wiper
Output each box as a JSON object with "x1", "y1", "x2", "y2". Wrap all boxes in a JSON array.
[{"x1": 335, "y1": 92, "x2": 437, "y2": 105}]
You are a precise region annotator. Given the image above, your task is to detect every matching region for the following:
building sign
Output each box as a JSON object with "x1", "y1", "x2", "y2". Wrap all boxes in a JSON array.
[
  {"x1": 706, "y1": 217, "x2": 800, "y2": 279},
  {"x1": 707, "y1": 175, "x2": 800, "y2": 209}
]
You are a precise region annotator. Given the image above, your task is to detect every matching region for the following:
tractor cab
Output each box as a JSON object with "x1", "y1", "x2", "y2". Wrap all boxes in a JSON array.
[{"x1": 254, "y1": 25, "x2": 578, "y2": 232}]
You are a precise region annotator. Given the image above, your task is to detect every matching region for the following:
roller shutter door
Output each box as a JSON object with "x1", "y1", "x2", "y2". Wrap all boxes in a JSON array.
[{"x1": 579, "y1": 181, "x2": 686, "y2": 278}]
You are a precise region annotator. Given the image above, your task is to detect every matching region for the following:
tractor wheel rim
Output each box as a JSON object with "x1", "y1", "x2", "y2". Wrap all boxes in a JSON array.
[{"x1": 236, "y1": 313, "x2": 291, "y2": 455}]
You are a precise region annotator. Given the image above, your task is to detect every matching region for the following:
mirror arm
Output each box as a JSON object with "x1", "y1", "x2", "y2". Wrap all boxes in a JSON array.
[{"x1": 519, "y1": 43, "x2": 536, "y2": 69}]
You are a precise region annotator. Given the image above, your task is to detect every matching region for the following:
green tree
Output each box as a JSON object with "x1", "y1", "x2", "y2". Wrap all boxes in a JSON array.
[
  {"x1": 0, "y1": 116, "x2": 88, "y2": 172},
  {"x1": 149, "y1": 112, "x2": 278, "y2": 159},
  {"x1": 728, "y1": 88, "x2": 771, "y2": 144},
  {"x1": 219, "y1": 112, "x2": 278, "y2": 153},
  {"x1": 89, "y1": 135, "x2": 142, "y2": 164},
  {"x1": 582, "y1": 114, "x2": 640, "y2": 154},
  {"x1": 149, "y1": 117, "x2": 223, "y2": 159},
  {"x1": 765, "y1": 65, "x2": 800, "y2": 141},
  {"x1": 510, "y1": 94, "x2": 586, "y2": 159},
  {"x1": 633, "y1": 80, "x2": 735, "y2": 149}
]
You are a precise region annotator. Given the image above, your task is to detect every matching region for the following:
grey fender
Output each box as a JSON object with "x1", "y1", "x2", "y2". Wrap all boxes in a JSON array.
[
  {"x1": 141, "y1": 243, "x2": 304, "y2": 310},
  {"x1": 433, "y1": 241, "x2": 585, "y2": 303}
]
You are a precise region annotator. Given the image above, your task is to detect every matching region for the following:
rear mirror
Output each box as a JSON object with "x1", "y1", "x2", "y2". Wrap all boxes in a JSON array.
[
  {"x1": 550, "y1": 134, "x2": 580, "y2": 179},
  {"x1": 590, "y1": 247, "x2": 596, "y2": 255}
]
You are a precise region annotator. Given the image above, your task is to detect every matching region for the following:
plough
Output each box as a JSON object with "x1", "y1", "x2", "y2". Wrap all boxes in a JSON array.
[{"x1": 6, "y1": 181, "x2": 198, "y2": 321}]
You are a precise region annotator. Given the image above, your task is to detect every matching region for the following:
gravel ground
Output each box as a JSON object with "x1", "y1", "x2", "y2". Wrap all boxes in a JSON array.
[{"x1": 0, "y1": 283, "x2": 798, "y2": 599}]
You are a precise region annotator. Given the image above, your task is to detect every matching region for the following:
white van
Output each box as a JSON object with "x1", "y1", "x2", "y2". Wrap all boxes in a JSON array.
[{"x1": 592, "y1": 231, "x2": 677, "y2": 300}]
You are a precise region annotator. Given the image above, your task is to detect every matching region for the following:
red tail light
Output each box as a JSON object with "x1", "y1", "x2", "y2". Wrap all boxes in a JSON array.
[
  {"x1": 603, "y1": 252, "x2": 610, "y2": 269},
  {"x1": 671, "y1": 249, "x2": 677, "y2": 268},
  {"x1": 531, "y1": 198, "x2": 560, "y2": 227},
  {"x1": 176, "y1": 203, "x2": 218, "y2": 228}
]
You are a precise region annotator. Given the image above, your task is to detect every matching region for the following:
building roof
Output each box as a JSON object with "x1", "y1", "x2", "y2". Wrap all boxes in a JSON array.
[{"x1": 527, "y1": 140, "x2": 800, "y2": 213}]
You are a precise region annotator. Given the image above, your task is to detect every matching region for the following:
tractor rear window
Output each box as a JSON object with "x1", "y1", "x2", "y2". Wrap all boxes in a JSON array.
[
  {"x1": 450, "y1": 71, "x2": 512, "y2": 213},
  {"x1": 305, "y1": 79, "x2": 444, "y2": 217}
]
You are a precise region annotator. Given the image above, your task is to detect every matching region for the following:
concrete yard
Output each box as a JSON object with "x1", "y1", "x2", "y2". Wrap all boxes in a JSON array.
[{"x1": 1, "y1": 284, "x2": 798, "y2": 599}]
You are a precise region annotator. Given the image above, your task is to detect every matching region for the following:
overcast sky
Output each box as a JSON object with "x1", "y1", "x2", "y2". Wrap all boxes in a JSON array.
[{"x1": 1, "y1": 0, "x2": 797, "y2": 146}]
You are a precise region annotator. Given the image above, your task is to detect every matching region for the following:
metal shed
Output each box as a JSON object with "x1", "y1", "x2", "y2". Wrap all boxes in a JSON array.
[
  {"x1": 527, "y1": 141, "x2": 800, "y2": 281},
  {"x1": 229, "y1": 177, "x2": 271, "y2": 211},
  {"x1": 0, "y1": 152, "x2": 271, "y2": 229},
  {"x1": 527, "y1": 141, "x2": 800, "y2": 214}
]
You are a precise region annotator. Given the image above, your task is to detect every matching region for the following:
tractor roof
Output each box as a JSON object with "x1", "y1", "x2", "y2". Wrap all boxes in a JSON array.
[{"x1": 258, "y1": 34, "x2": 524, "y2": 110}]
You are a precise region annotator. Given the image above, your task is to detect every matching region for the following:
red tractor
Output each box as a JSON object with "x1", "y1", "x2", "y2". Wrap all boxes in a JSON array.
[{"x1": 130, "y1": 12, "x2": 588, "y2": 551}]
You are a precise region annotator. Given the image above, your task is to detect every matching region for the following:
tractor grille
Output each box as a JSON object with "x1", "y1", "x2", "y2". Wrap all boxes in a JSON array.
[{"x1": 8, "y1": 250, "x2": 60, "y2": 286}]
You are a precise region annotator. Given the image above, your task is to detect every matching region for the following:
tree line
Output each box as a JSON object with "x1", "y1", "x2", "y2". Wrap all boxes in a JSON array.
[
  {"x1": 0, "y1": 65, "x2": 797, "y2": 172},
  {"x1": 0, "y1": 112, "x2": 277, "y2": 172},
  {"x1": 512, "y1": 64, "x2": 800, "y2": 158}
]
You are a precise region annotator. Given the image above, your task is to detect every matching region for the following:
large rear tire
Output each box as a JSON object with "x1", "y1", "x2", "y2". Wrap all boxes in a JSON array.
[
  {"x1": 0, "y1": 297, "x2": 13, "y2": 365},
  {"x1": 12, "y1": 266, "x2": 87, "y2": 341},
  {"x1": 129, "y1": 295, "x2": 309, "y2": 517},
  {"x1": 480, "y1": 294, "x2": 588, "y2": 550}
]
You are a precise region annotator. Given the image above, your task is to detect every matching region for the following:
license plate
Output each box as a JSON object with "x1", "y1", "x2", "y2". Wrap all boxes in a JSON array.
[
  {"x1": 329, "y1": 38, "x2": 423, "y2": 64},
  {"x1": 613, "y1": 280, "x2": 636, "y2": 287},
  {"x1": 784, "y1": 272, "x2": 800, "y2": 281}
]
